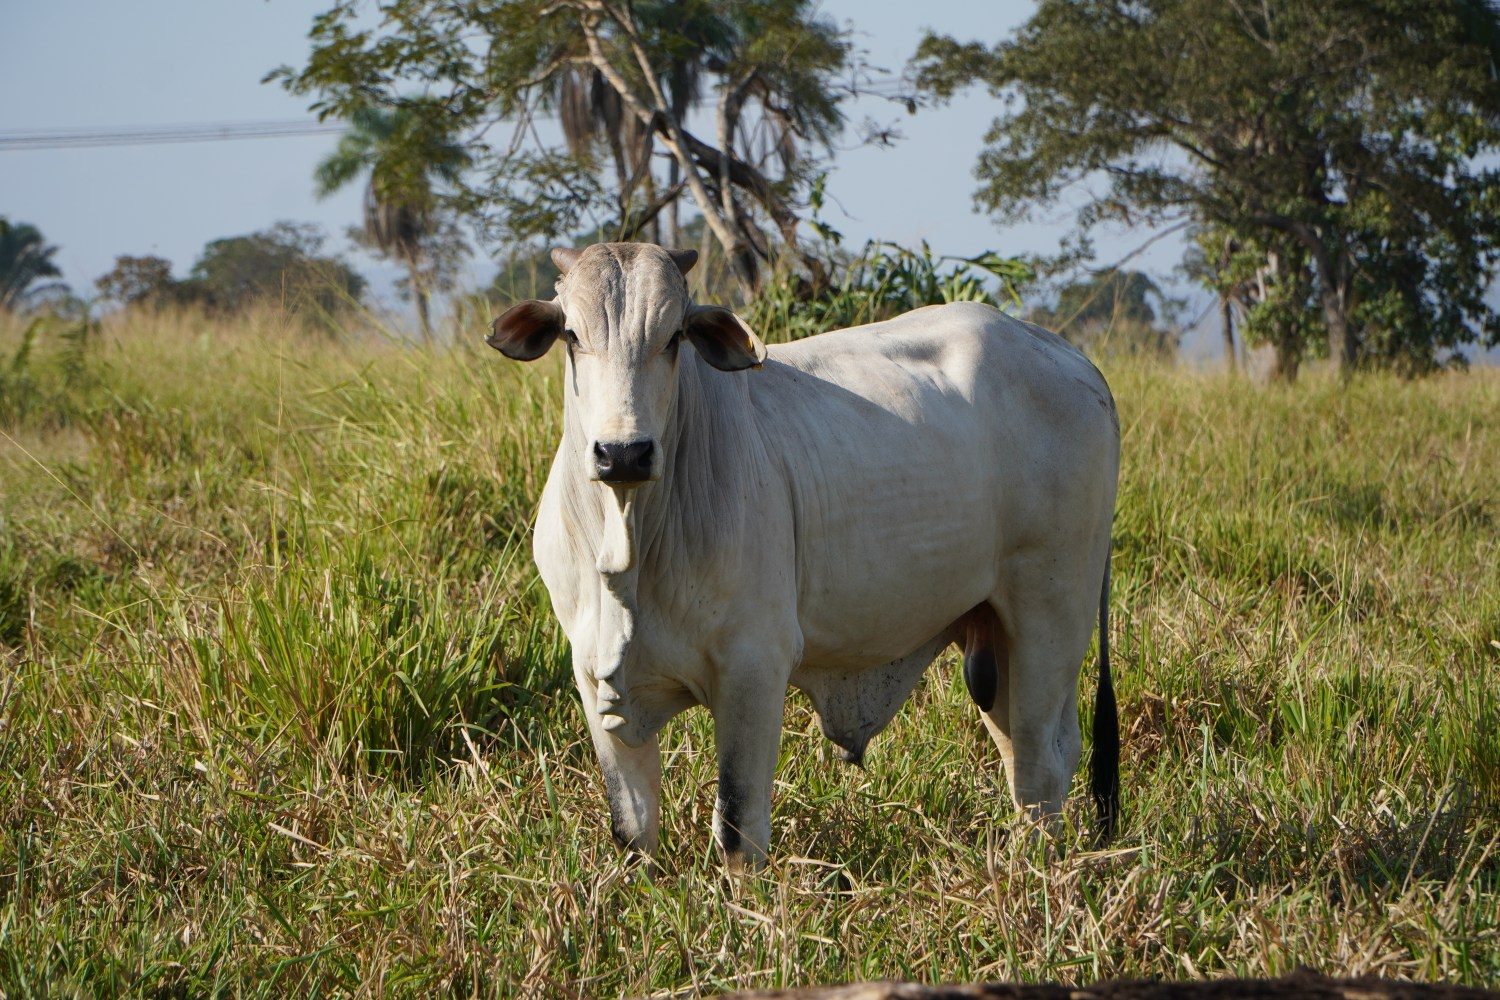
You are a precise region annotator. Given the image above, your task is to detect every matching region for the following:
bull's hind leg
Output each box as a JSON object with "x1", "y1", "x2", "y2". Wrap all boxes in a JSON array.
[{"x1": 979, "y1": 570, "x2": 1098, "y2": 821}]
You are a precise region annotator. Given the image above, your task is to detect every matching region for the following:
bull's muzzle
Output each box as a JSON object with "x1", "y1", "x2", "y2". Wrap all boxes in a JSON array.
[{"x1": 592, "y1": 439, "x2": 655, "y2": 485}]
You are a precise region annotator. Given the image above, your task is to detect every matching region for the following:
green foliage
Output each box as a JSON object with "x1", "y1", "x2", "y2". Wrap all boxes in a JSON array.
[
  {"x1": 93, "y1": 230, "x2": 365, "y2": 327},
  {"x1": 0, "y1": 217, "x2": 68, "y2": 312},
  {"x1": 746, "y1": 241, "x2": 1033, "y2": 342},
  {"x1": 1047, "y1": 269, "x2": 1162, "y2": 329},
  {"x1": 185, "y1": 221, "x2": 366, "y2": 318},
  {"x1": 1183, "y1": 227, "x2": 1324, "y2": 379},
  {"x1": 744, "y1": 191, "x2": 1033, "y2": 340},
  {"x1": 1, "y1": 308, "x2": 1497, "y2": 992},
  {"x1": 315, "y1": 106, "x2": 469, "y2": 217},
  {"x1": 94, "y1": 254, "x2": 180, "y2": 307},
  {"x1": 272, "y1": 1, "x2": 859, "y2": 286},
  {"x1": 914, "y1": 0, "x2": 1500, "y2": 375},
  {"x1": 0, "y1": 315, "x2": 100, "y2": 429},
  {"x1": 1029, "y1": 268, "x2": 1178, "y2": 358}
]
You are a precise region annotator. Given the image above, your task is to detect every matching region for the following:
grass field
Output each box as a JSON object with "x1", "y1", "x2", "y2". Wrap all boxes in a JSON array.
[{"x1": 0, "y1": 307, "x2": 1496, "y2": 997}]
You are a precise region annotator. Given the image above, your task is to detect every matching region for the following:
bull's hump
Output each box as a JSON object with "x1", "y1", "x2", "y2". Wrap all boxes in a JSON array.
[{"x1": 770, "y1": 305, "x2": 995, "y2": 382}]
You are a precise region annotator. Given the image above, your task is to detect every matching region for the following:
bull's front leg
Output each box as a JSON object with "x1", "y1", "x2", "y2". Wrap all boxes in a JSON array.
[
  {"x1": 575, "y1": 665, "x2": 661, "y2": 856},
  {"x1": 709, "y1": 651, "x2": 792, "y2": 870}
]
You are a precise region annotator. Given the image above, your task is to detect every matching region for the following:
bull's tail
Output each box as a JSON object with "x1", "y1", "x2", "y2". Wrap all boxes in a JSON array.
[{"x1": 1090, "y1": 544, "x2": 1120, "y2": 843}]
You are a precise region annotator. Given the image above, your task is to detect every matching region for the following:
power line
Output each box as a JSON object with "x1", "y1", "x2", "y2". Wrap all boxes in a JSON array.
[
  {"x1": 0, "y1": 86, "x2": 916, "y2": 154},
  {"x1": 0, "y1": 120, "x2": 346, "y2": 152}
]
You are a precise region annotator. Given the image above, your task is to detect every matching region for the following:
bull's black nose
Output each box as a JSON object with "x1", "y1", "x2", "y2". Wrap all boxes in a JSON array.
[{"x1": 593, "y1": 440, "x2": 655, "y2": 484}]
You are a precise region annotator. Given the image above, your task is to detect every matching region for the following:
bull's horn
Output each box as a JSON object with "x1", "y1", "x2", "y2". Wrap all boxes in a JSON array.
[{"x1": 551, "y1": 247, "x2": 583, "y2": 275}]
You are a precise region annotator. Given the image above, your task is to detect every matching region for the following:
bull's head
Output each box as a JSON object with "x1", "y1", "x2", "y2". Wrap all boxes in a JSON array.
[{"x1": 487, "y1": 243, "x2": 766, "y2": 487}]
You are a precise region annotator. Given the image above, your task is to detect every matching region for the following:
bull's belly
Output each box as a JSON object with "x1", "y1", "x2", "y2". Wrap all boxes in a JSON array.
[
  {"x1": 787, "y1": 437, "x2": 1004, "y2": 667},
  {"x1": 794, "y1": 528, "x2": 997, "y2": 671}
]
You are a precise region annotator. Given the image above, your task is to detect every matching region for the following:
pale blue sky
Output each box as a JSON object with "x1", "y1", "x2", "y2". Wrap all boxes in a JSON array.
[{"x1": 0, "y1": 1, "x2": 1403, "y2": 362}]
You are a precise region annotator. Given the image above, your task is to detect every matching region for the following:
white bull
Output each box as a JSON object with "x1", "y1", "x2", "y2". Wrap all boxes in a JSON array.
[{"x1": 488, "y1": 243, "x2": 1120, "y2": 868}]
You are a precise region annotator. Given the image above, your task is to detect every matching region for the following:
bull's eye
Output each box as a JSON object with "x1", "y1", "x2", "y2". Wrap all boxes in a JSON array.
[
  {"x1": 562, "y1": 329, "x2": 579, "y2": 346},
  {"x1": 665, "y1": 330, "x2": 683, "y2": 358}
]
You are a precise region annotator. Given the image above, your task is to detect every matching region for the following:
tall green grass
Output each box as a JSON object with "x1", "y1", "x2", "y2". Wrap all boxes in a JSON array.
[{"x1": 0, "y1": 307, "x2": 1496, "y2": 996}]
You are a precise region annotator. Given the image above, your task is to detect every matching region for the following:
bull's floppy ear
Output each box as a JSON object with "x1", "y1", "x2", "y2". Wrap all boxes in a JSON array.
[
  {"x1": 488, "y1": 300, "x2": 565, "y2": 361},
  {"x1": 684, "y1": 304, "x2": 767, "y2": 372}
]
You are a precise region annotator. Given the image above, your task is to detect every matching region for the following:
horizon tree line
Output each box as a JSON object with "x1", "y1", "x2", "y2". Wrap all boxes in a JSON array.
[{"x1": 6, "y1": 0, "x2": 1499, "y2": 378}]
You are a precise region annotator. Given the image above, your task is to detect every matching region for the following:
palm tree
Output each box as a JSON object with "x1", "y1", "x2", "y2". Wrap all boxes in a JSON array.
[
  {"x1": 0, "y1": 218, "x2": 66, "y2": 312},
  {"x1": 315, "y1": 106, "x2": 468, "y2": 341},
  {"x1": 554, "y1": 2, "x2": 735, "y2": 246}
]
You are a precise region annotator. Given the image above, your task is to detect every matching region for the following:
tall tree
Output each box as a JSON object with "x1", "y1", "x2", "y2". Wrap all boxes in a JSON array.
[
  {"x1": 272, "y1": 0, "x2": 856, "y2": 296},
  {"x1": 1029, "y1": 268, "x2": 1178, "y2": 357},
  {"x1": 188, "y1": 222, "x2": 366, "y2": 317},
  {"x1": 315, "y1": 106, "x2": 469, "y2": 341},
  {"x1": 96, "y1": 255, "x2": 179, "y2": 308},
  {"x1": 1183, "y1": 227, "x2": 1321, "y2": 380},
  {"x1": 0, "y1": 218, "x2": 67, "y2": 312},
  {"x1": 914, "y1": 0, "x2": 1500, "y2": 376}
]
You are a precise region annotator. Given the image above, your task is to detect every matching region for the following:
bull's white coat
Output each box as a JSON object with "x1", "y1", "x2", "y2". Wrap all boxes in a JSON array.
[{"x1": 496, "y1": 243, "x2": 1119, "y2": 866}]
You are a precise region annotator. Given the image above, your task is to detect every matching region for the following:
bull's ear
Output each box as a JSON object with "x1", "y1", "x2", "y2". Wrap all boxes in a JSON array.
[
  {"x1": 684, "y1": 304, "x2": 767, "y2": 372},
  {"x1": 488, "y1": 300, "x2": 565, "y2": 361}
]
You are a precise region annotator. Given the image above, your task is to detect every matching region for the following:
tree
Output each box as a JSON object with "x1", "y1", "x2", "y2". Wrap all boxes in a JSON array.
[
  {"x1": 1029, "y1": 268, "x2": 1178, "y2": 358},
  {"x1": 915, "y1": 0, "x2": 1500, "y2": 376},
  {"x1": 489, "y1": 214, "x2": 746, "y2": 305},
  {"x1": 1181, "y1": 226, "x2": 1322, "y2": 379},
  {"x1": 187, "y1": 222, "x2": 366, "y2": 316},
  {"x1": 96, "y1": 255, "x2": 179, "y2": 308},
  {"x1": 1180, "y1": 228, "x2": 1246, "y2": 372},
  {"x1": 0, "y1": 218, "x2": 68, "y2": 312},
  {"x1": 1044, "y1": 269, "x2": 1163, "y2": 329},
  {"x1": 315, "y1": 106, "x2": 469, "y2": 341},
  {"x1": 271, "y1": 0, "x2": 860, "y2": 296}
]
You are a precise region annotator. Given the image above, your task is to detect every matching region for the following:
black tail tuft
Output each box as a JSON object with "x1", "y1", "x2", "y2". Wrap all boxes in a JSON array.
[{"x1": 1090, "y1": 550, "x2": 1120, "y2": 844}]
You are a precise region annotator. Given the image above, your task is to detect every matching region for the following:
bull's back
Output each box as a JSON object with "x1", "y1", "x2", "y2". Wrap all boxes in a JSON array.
[{"x1": 754, "y1": 302, "x2": 1118, "y2": 670}]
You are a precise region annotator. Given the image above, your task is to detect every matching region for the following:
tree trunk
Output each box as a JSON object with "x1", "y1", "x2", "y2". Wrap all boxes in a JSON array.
[
  {"x1": 1319, "y1": 279, "x2": 1356, "y2": 377},
  {"x1": 1220, "y1": 295, "x2": 1237, "y2": 372},
  {"x1": 409, "y1": 255, "x2": 432, "y2": 343},
  {"x1": 582, "y1": 13, "x2": 840, "y2": 297},
  {"x1": 696, "y1": 216, "x2": 714, "y2": 295},
  {"x1": 1271, "y1": 339, "x2": 1300, "y2": 382},
  {"x1": 665, "y1": 158, "x2": 681, "y2": 248},
  {"x1": 1253, "y1": 213, "x2": 1360, "y2": 380},
  {"x1": 1307, "y1": 239, "x2": 1357, "y2": 378},
  {"x1": 643, "y1": 174, "x2": 660, "y2": 245},
  {"x1": 581, "y1": 21, "x2": 758, "y2": 297},
  {"x1": 414, "y1": 288, "x2": 432, "y2": 343}
]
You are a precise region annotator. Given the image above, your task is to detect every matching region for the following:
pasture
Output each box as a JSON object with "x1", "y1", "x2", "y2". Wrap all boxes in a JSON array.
[{"x1": 0, "y1": 309, "x2": 1496, "y2": 996}]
